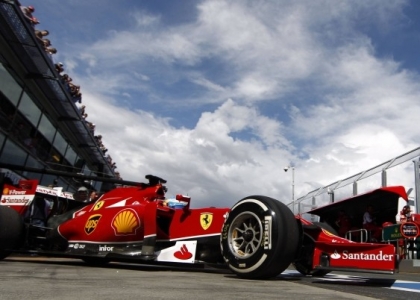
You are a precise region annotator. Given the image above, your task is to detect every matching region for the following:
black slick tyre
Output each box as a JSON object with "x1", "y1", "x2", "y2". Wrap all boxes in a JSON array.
[
  {"x1": 221, "y1": 195, "x2": 300, "y2": 279},
  {"x1": 0, "y1": 206, "x2": 24, "y2": 259}
]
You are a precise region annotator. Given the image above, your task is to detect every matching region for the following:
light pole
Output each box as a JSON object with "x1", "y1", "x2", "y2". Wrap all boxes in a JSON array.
[{"x1": 284, "y1": 166, "x2": 295, "y2": 214}]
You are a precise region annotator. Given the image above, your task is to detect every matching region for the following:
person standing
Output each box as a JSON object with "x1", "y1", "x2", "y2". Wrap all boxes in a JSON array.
[
  {"x1": 363, "y1": 205, "x2": 382, "y2": 242},
  {"x1": 75, "y1": 186, "x2": 89, "y2": 202},
  {"x1": 396, "y1": 205, "x2": 412, "y2": 257},
  {"x1": 89, "y1": 191, "x2": 99, "y2": 202},
  {"x1": 20, "y1": 5, "x2": 38, "y2": 26},
  {"x1": 397, "y1": 205, "x2": 411, "y2": 223},
  {"x1": 335, "y1": 210, "x2": 351, "y2": 238}
]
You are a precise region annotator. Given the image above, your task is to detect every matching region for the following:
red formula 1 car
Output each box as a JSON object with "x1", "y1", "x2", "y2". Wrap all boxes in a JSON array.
[{"x1": 0, "y1": 174, "x2": 411, "y2": 279}]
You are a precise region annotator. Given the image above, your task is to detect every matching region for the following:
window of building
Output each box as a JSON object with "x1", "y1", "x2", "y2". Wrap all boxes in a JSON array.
[
  {"x1": 40, "y1": 174, "x2": 58, "y2": 187},
  {"x1": 32, "y1": 134, "x2": 51, "y2": 161},
  {"x1": 56, "y1": 178, "x2": 70, "y2": 191},
  {"x1": 65, "y1": 145, "x2": 77, "y2": 166},
  {"x1": 25, "y1": 172, "x2": 42, "y2": 181},
  {"x1": 60, "y1": 159, "x2": 73, "y2": 173},
  {"x1": 49, "y1": 147, "x2": 63, "y2": 168},
  {"x1": 0, "y1": 63, "x2": 22, "y2": 105},
  {"x1": 83, "y1": 164, "x2": 93, "y2": 176},
  {"x1": 23, "y1": 156, "x2": 43, "y2": 181},
  {"x1": 53, "y1": 131, "x2": 67, "y2": 155},
  {"x1": 74, "y1": 157, "x2": 85, "y2": 173},
  {"x1": 17, "y1": 91, "x2": 41, "y2": 127},
  {"x1": 0, "y1": 139, "x2": 28, "y2": 166},
  {"x1": 93, "y1": 180, "x2": 103, "y2": 192},
  {"x1": 0, "y1": 92, "x2": 17, "y2": 130},
  {"x1": 37, "y1": 113, "x2": 55, "y2": 143},
  {"x1": 10, "y1": 114, "x2": 32, "y2": 143},
  {"x1": 0, "y1": 132, "x2": 5, "y2": 150},
  {"x1": 25, "y1": 155, "x2": 43, "y2": 169}
]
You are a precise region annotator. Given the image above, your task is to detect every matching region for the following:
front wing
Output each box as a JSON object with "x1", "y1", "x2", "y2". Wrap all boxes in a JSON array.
[{"x1": 312, "y1": 241, "x2": 397, "y2": 274}]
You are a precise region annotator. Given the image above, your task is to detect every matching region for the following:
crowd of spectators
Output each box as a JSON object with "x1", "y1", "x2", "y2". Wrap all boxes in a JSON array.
[
  {"x1": 20, "y1": 2, "x2": 82, "y2": 104},
  {"x1": 20, "y1": 5, "x2": 38, "y2": 27},
  {"x1": 16, "y1": 2, "x2": 120, "y2": 178}
]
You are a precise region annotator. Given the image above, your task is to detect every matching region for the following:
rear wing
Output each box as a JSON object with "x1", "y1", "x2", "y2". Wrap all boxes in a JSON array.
[{"x1": 1, "y1": 179, "x2": 74, "y2": 214}]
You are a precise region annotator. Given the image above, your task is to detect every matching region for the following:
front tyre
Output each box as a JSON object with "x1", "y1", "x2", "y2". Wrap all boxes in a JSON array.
[{"x1": 221, "y1": 196, "x2": 299, "y2": 279}]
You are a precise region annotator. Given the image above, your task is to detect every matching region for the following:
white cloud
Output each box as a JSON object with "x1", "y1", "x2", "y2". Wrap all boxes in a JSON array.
[
  {"x1": 32, "y1": 0, "x2": 420, "y2": 209},
  {"x1": 132, "y1": 10, "x2": 161, "y2": 28},
  {"x1": 84, "y1": 94, "x2": 294, "y2": 207}
]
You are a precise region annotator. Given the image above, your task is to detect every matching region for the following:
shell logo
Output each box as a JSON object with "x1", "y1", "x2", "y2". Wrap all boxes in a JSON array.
[{"x1": 111, "y1": 209, "x2": 141, "y2": 236}]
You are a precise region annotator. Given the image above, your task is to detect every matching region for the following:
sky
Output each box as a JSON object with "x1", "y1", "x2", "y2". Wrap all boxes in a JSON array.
[{"x1": 25, "y1": 0, "x2": 420, "y2": 209}]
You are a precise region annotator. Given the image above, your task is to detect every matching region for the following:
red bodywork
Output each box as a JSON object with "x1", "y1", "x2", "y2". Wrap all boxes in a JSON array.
[
  {"x1": 1, "y1": 178, "x2": 230, "y2": 264},
  {"x1": 57, "y1": 186, "x2": 229, "y2": 244},
  {"x1": 0, "y1": 177, "x2": 412, "y2": 275},
  {"x1": 298, "y1": 185, "x2": 412, "y2": 274},
  {"x1": 298, "y1": 217, "x2": 396, "y2": 273}
]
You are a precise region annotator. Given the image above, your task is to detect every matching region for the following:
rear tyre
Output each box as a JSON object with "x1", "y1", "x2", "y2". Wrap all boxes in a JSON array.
[
  {"x1": 293, "y1": 222, "x2": 336, "y2": 277},
  {"x1": 221, "y1": 196, "x2": 300, "y2": 279},
  {"x1": 0, "y1": 206, "x2": 24, "y2": 260}
]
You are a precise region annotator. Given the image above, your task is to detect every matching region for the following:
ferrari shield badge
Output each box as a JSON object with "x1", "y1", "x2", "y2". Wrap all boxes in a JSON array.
[
  {"x1": 93, "y1": 200, "x2": 104, "y2": 211},
  {"x1": 200, "y1": 212, "x2": 213, "y2": 230}
]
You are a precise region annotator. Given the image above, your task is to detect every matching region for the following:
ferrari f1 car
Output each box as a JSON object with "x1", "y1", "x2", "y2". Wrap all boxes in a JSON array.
[{"x1": 0, "y1": 174, "x2": 416, "y2": 279}]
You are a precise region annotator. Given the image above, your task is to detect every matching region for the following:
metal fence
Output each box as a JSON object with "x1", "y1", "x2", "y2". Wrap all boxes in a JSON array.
[{"x1": 289, "y1": 147, "x2": 420, "y2": 216}]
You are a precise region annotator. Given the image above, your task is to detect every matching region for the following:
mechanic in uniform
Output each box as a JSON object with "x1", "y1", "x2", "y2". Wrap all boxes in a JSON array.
[
  {"x1": 396, "y1": 205, "x2": 411, "y2": 223},
  {"x1": 363, "y1": 205, "x2": 382, "y2": 242},
  {"x1": 396, "y1": 205, "x2": 413, "y2": 258},
  {"x1": 335, "y1": 210, "x2": 351, "y2": 238},
  {"x1": 75, "y1": 186, "x2": 89, "y2": 202}
]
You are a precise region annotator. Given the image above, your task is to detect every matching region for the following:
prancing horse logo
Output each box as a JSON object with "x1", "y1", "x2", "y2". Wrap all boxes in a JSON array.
[{"x1": 200, "y1": 213, "x2": 213, "y2": 230}]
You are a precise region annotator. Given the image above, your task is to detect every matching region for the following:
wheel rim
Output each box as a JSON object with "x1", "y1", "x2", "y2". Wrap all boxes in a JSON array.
[{"x1": 228, "y1": 211, "x2": 263, "y2": 259}]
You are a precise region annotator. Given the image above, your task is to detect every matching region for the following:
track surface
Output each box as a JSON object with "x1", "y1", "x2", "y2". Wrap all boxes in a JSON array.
[{"x1": 1, "y1": 256, "x2": 420, "y2": 299}]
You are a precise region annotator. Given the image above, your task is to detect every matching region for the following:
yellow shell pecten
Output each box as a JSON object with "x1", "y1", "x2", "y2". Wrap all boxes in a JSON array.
[{"x1": 113, "y1": 210, "x2": 139, "y2": 234}]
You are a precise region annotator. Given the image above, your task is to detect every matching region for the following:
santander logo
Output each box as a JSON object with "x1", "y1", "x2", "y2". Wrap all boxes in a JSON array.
[
  {"x1": 330, "y1": 250, "x2": 392, "y2": 261},
  {"x1": 174, "y1": 244, "x2": 193, "y2": 260}
]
